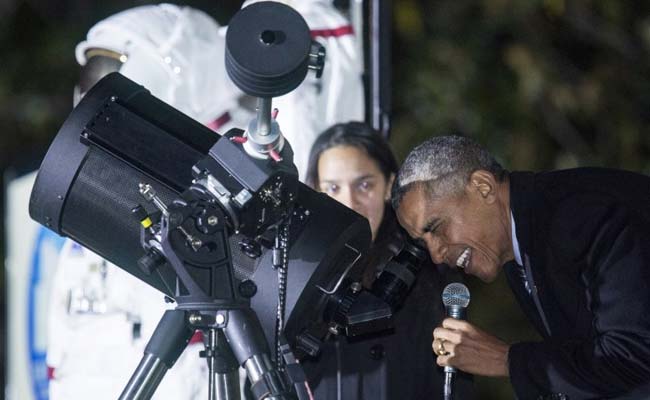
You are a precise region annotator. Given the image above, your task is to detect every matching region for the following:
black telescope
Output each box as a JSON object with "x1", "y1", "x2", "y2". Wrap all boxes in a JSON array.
[
  {"x1": 30, "y1": 71, "x2": 373, "y2": 399},
  {"x1": 29, "y1": 3, "x2": 375, "y2": 399},
  {"x1": 28, "y1": 68, "x2": 371, "y2": 342},
  {"x1": 30, "y1": 0, "x2": 372, "y2": 354},
  {"x1": 28, "y1": 2, "x2": 420, "y2": 399}
]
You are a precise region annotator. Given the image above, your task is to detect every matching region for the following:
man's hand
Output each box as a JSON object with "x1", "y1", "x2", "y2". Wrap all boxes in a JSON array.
[{"x1": 432, "y1": 318, "x2": 510, "y2": 377}]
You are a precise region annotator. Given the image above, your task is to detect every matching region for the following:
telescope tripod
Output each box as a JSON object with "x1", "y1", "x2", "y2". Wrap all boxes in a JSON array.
[{"x1": 119, "y1": 307, "x2": 304, "y2": 400}]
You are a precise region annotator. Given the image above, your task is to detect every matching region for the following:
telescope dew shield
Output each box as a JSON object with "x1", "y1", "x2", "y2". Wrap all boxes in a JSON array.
[{"x1": 29, "y1": 73, "x2": 214, "y2": 296}]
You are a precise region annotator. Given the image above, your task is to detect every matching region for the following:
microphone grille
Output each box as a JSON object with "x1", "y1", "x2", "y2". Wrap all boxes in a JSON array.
[{"x1": 442, "y1": 282, "x2": 470, "y2": 308}]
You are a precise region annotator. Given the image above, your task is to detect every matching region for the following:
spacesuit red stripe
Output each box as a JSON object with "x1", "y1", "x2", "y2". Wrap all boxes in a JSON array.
[
  {"x1": 206, "y1": 112, "x2": 232, "y2": 132},
  {"x1": 189, "y1": 330, "x2": 204, "y2": 344},
  {"x1": 310, "y1": 25, "x2": 354, "y2": 39}
]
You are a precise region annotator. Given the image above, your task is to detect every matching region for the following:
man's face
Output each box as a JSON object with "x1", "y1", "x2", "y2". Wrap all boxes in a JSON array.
[{"x1": 396, "y1": 179, "x2": 511, "y2": 283}]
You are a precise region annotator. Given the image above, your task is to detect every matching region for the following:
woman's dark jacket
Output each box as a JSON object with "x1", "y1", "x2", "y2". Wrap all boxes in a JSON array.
[{"x1": 305, "y1": 207, "x2": 475, "y2": 400}]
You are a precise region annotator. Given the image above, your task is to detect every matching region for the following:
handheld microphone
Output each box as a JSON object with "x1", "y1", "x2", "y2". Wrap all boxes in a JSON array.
[{"x1": 441, "y1": 282, "x2": 470, "y2": 400}]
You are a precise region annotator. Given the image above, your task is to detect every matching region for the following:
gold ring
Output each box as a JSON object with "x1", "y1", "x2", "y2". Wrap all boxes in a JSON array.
[{"x1": 435, "y1": 339, "x2": 449, "y2": 356}]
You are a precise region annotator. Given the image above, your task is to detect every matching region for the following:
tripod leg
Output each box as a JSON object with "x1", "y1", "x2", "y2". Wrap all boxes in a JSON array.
[
  {"x1": 119, "y1": 309, "x2": 194, "y2": 400},
  {"x1": 224, "y1": 308, "x2": 293, "y2": 399},
  {"x1": 203, "y1": 328, "x2": 240, "y2": 400}
]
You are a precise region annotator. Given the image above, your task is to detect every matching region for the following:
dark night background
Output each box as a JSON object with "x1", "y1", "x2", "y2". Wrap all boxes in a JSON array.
[{"x1": 3, "y1": 1, "x2": 650, "y2": 398}]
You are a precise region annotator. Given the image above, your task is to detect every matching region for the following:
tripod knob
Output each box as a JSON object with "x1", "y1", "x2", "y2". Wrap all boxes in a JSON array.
[
  {"x1": 138, "y1": 248, "x2": 165, "y2": 275},
  {"x1": 308, "y1": 42, "x2": 326, "y2": 79},
  {"x1": 239, "y1": 280, "x2": 258, "y2": 298}
]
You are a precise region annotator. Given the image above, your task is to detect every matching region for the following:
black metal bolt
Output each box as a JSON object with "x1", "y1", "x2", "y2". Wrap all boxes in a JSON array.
[
  {"x1": 239, "y1": 280, "x2": 258, "y2": 298},
  {"x1": 369, "y1": 344, "x2": 385, "y2": 360}
]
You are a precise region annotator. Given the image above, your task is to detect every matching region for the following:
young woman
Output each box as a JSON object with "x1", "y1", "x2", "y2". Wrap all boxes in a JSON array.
[{"x1": 304, "y1": 122, "x2": 475, "y2": 399}]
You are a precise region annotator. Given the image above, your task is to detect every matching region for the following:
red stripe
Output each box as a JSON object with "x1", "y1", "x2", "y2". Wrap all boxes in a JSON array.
[
  {"x1": 189, "y1": 330, "x2": 204, "y2": 344},
  {"x1": 206, "y1": 112, "x2": 232, "y2": 132},
  {"x1": 310, "y1": 25, "x2": 354, "y2": 39},
  {"x1": 47, "y1": 366, "x2": 56, "y2": 380}
]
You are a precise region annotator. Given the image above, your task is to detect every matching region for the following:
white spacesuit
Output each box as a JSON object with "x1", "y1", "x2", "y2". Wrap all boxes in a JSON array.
[
  {"x1": 46, "y1": 5, "x2": 242, "y2": 400},
  {"x1": 47, "y1": 241, "x2": 209, "y2": 400}
]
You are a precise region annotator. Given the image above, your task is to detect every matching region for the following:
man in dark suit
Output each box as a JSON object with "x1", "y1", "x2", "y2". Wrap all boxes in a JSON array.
[{"x1": 391, "y1": 135, "x2": 650, "y2": 399}]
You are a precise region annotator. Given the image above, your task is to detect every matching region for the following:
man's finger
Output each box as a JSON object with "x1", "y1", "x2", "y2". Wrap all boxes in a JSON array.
[
  {"x1": 441, "y1": 317, "x2": 472, "y2": 331},
  {"x1": 436, "y1": 354, "x2": 449, "y2": 367},
  {"x1": 433, "y1": 326, "x2": 448, "y2": 339},
  {"x1": 432, "y1": 337, "x2": 457, "y2": 356},
  {"x1": 433, "y1": 327, "x2": 462, "y2": 344}
]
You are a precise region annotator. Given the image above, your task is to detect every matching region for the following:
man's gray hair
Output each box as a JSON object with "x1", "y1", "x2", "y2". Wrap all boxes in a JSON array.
[{"x1": 391, "y1": 135, "x2": 505, "y2": 210}]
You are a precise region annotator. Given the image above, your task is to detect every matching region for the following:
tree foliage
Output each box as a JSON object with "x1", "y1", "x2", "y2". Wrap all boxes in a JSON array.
[{"x1": 392, "y1": 0, "x2": 650, "y2": 173}]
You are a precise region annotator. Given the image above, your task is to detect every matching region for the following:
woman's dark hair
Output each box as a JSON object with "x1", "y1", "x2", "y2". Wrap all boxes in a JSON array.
[{"x1": 305, "y1": 121, "x2": 398, "y2": 188}]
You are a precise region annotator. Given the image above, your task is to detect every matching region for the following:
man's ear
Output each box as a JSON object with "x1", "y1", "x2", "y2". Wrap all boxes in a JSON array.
[{"x1": 467, "y1": 170, "x2": 497, "y2": 204}]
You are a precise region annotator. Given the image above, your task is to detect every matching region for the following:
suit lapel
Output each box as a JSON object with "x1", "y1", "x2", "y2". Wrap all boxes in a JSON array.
[
  {"x1": 523, "y1": 254, "x2": 552, "y2": 336},
  {"x1": 508, "y1": 172, "x2": 553, "y2": 338},
  {"x1": 503, "y1": 261, "x2": 550, "y2": 337}
]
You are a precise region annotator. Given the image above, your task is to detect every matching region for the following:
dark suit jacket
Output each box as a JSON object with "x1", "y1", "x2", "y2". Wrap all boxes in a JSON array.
[{"x1": 506, "y1": 168, "x2": 650, "y2": 399}]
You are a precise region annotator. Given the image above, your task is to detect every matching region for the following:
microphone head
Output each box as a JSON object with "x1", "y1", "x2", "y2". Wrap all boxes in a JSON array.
[{"x1": 442, "y1": 282, "x2": 470, "y2": 309}]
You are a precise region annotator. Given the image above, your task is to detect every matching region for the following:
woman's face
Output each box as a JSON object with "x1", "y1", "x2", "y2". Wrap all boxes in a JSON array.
[{"x1": 317, "y1": 145, "x2": 394, "y2": 241}]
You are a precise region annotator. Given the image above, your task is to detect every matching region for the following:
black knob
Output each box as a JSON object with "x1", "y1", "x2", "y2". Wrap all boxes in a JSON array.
[
  {"x1": 138, "y1": 249, "x2": 165, "y2": 275},
  {"x1": 308, "y1": 42, "x2": 326, "y2": 78},
  {"x1": 131, "y1": 205, "x2": 147, "y2": 220},
  {"x1": 369, "y1": 344, "x2": 385, "y2": 360},
  {"x1": 239, "y1": 280, "x2": 258, "y2": 298},
  {"x1": 225, "y1": 1, "x2": 312, "y2": 97}
]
